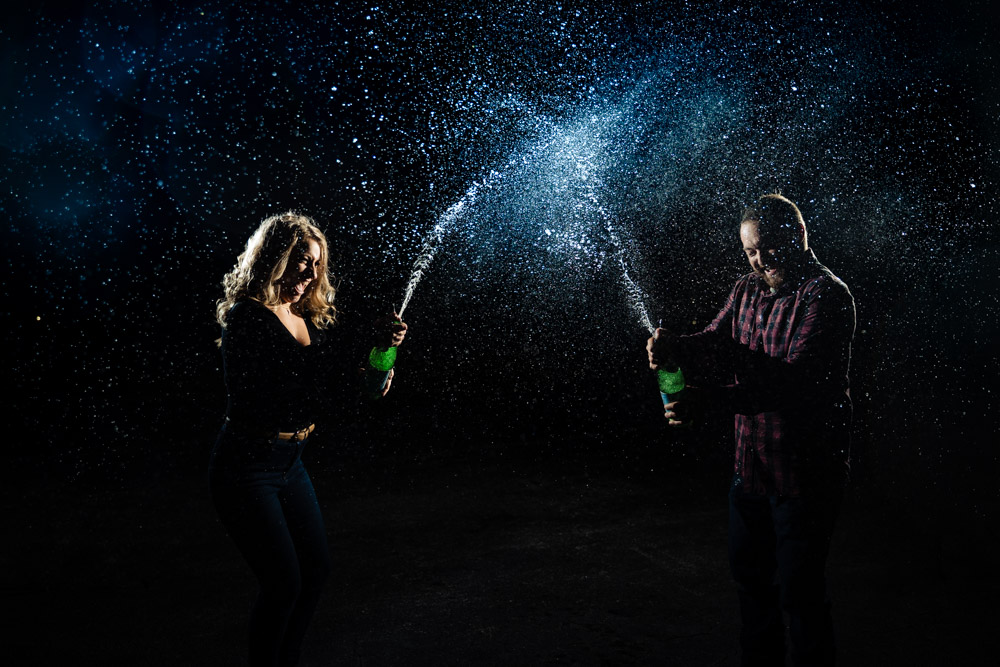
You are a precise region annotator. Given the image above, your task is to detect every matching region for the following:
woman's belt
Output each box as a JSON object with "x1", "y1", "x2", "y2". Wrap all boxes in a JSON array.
[
  {"x1": 277, "y1": 424, "x2": 315, "y2": 441},
  {"x1": 226, "y1": 418, "x2": 315, "y2": 441}
]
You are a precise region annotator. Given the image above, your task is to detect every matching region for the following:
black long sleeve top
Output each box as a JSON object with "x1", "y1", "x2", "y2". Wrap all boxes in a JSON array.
[{"x1": 221, "y1": 299, "x2": 349, "y2": 434}]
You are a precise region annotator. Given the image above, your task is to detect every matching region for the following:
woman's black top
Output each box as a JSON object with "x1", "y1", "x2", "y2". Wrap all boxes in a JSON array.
[{"x1": 221, "y1": 299, "x2": 346, "y2": 434}]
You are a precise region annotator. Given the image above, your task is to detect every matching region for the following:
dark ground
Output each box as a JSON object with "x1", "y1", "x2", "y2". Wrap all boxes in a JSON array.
[
  {"x1": 2, "y1": 2, "x2": 997, "y2": 664},
  {"x1": 4, "y1": 436, "x2": 997, "y2": 666}
]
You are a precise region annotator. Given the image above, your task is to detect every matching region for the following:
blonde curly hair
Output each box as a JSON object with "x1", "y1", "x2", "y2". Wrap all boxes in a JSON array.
[{"x1": 216, "y1": 212, "x2": 338, "y2": 341}]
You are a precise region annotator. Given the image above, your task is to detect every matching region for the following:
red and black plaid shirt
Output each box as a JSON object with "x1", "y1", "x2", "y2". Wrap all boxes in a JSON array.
[{"x1": 678, "y1": 250, "x2": 855, "y2": 496}]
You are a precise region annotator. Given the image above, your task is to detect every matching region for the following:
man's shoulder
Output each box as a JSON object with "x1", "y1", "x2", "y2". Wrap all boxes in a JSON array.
[
  {"x1": 804, "y1": 267, "x2": 851, "y2": 295},
  {"x1": 798, "y1": 269, "x2": 854, "y2": 314}
]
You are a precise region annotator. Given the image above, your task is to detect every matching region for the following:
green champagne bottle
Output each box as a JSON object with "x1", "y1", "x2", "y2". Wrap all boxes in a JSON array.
[
  {"x1": 369, "y1": 345, "x2": 397, "y2": 372},
  {"x1": 364, "y1": 345, "x2": 396, "y2": 396},
  {"x1": 364, "y1": 312, "x2": 403, "y2": 397},
  {"x1": 654, "y1": 320, "x2": 686, "y2": 407},
  {"x1": 657, "y1": 365, "x2": 686, "y2": 407}
]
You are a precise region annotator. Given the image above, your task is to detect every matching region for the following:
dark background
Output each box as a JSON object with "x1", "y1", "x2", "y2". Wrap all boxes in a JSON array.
[{"x1": 2, "y1": 0, "x2": 998, "y2": 664}]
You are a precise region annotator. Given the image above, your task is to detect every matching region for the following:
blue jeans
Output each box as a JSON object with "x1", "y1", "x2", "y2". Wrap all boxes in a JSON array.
[
  {"x1": 728, "y1": 479, "x2": 842, "y2": 667},
  {"x1": 209, "y1": 426, "x2": 331, "y2": 667}
]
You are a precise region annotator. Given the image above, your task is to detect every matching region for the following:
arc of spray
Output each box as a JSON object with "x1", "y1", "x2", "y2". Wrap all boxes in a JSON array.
[
  {"x1": 601, "y1": 202, "x2": 657, "y2": 336},
  {"x1": 575, "y1": 159, "x2": 656, "y2": 336},
  {"x1": 397, "y1": 187, "x2": 475, "y2": 318},
  {"x1": 396, "y1": 126, "x2": 565, "y2": 319}
]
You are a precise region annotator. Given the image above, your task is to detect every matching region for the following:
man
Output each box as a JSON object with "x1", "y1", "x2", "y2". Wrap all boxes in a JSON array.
[{"x1": 647, "y1": 193, "x2": 855, "y2": 666}]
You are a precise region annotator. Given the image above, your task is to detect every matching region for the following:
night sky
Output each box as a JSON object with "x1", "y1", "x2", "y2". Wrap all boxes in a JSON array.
[{"x1": 3, "y1": 0, "x2": 999, "y2": 661}]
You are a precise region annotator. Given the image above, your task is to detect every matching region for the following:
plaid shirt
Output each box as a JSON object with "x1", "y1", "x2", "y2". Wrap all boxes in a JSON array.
[{"x1": 678, "y1": 250, "x2": 855, "y2": 496}]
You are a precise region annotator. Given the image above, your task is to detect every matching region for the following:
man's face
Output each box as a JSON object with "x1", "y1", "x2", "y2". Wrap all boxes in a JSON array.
[{"x1": 740, "y1": 220, "x2": 793, "y2": 290}]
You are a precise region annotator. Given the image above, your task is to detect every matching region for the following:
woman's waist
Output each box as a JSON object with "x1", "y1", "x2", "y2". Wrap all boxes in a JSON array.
[
  {"x1": 211, "y1": 420, "x2": 315, "y2": 470},
  {"x1": 222, "y1": 415, "x2": 315, "y2": 440},
  {"x1": 224, "y1": 398, "x2": 315, "y2": 433}
]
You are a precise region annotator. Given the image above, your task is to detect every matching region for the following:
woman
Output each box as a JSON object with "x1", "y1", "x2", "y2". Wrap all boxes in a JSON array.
[{"x1": 209, "y1": 212, "x2": 407, "y2": 666}]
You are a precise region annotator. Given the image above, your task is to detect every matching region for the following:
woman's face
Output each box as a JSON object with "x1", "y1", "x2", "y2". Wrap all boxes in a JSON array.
[{"x1": 278, "y1": 238, "x2": 322, "y2": 304}]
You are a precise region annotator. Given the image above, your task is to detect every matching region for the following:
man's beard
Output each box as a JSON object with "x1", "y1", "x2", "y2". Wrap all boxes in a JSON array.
[{"x1": 758, "y1": 267, "x2": 785, "y2": 289}]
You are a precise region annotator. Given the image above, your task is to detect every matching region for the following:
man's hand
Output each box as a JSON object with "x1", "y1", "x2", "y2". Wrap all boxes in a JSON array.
[
  {"x1": 663, "y1": 386, "x2": 699, "y2": 427},
  {"x1": 647, "y1": 327, "x2": 678, "y2": 371}
]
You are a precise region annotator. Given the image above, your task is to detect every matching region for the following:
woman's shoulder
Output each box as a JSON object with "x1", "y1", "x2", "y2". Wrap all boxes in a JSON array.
[
  {"x1": 222, "y1": 300, "x2": 283, "y2": 354},
  {"x1": 226, "y1": 299, "x2": 272, "y2": 330}
]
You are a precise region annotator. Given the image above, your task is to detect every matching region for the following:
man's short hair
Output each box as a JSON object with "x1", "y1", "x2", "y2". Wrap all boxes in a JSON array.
[{"x1": 741, "y1": 193, "x2": 808, "y2": 250}]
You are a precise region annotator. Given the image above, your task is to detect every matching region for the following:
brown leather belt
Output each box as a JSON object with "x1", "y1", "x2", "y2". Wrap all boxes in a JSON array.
[{"x1": 277, "y1": 424, "x2": 315, "y2": 441}]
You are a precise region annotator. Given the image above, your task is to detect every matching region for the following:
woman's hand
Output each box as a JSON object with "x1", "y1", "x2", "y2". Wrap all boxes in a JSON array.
[
  {"x1": 375, "y1": 312, "x2": 408, "y2": 348},
  {"x1": 380, "y1": 368, "x2": 395, "y2": 397},
  {"x1": 374, "y1": 312, "x2": 409, "y2": 350}
]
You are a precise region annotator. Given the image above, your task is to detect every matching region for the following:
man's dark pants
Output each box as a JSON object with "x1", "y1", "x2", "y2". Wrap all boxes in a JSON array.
[{"x1": 728, "y1": 478, "x2": 843, "y2": 666}]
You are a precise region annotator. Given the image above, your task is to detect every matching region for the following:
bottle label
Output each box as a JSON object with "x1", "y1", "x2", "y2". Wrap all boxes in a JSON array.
[
  {"x1": 656, "y1": 367, "x2": 685, "y2": 394},
  {"x1": 369, "y1": 346, "x2": 397, "y2": 371}
]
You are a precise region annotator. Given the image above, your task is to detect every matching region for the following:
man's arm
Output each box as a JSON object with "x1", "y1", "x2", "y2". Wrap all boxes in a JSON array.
[
  {"x1": 670, "y1": 277, "x2": 745, "y2": 369},
  {"x1": 714, "y1": 278, "x2": 855, "y2": 415}
]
